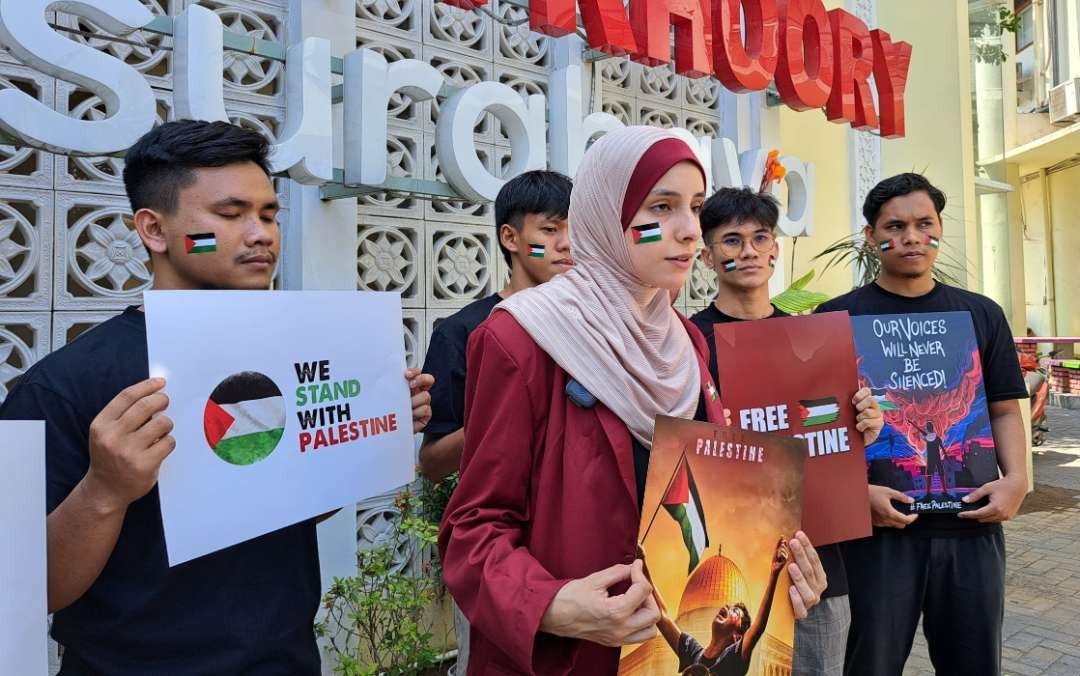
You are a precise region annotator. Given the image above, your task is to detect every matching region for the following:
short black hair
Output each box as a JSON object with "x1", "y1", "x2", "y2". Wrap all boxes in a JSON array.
[
  {"x1": 862, "y1": 173, "x2": 946, "y2": 228},
  {"x1": 123, "y1": 120, "x2": 272, "y2": 214},
  {"x1": 495, "y1": 170, "x2": 572, "y2": 267},
  {"x1": 699, "y1": 187, "x2": 780, "y2": 244},
  {"x1": 734, "y1": 602, "x2": 751, "y2": 634}
]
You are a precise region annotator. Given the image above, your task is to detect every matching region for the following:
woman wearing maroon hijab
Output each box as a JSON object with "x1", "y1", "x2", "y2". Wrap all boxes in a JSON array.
[{"x1": 438, "y1": 127, "x2": 826, "y2": 675}]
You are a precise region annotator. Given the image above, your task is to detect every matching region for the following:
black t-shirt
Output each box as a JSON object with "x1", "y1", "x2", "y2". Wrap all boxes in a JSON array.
[
  {"x1": 816, "y1": 281, "x2": 1026, "y2": 537},
  {"x1": 689, "y1": 303, "x2": 848, "y2": 598},
  {"x1": 421, "y1": 293, "x2": 502, "y2": 438},
  {"x1": 0, "y1": 307, "x2": 321, "y2": 675}
]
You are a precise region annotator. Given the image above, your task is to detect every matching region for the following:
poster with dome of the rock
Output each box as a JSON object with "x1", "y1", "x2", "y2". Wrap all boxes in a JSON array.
[{"x1": 620, "y1": 416, "x2": 805, "y2": 676}]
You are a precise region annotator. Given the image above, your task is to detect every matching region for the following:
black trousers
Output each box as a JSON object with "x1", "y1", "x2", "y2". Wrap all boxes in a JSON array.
[{"x1": 842, "y1": 527, "x2": 1005, "y2": 676}]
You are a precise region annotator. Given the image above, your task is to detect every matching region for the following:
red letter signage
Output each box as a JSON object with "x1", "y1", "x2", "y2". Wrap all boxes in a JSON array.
[
  {"x1": 774, "y1": 0, "x2": 833, "y2": 111},
  {"x1": 629, "y1": 0, "x2": 712, "y2": 77},
  {"x1": 711, "y1": 0, "x2": 779, "y2": 92},
  {"x1": 531, "y1": 0, "x2": 638, "y2": 55},
  {"x1": 871, "y1": 29, "x2": 912, "y2": 138},
  {"x1": 826, "y1": 9, "x2": 877, "y2": 130},
  {"x1": 434, "y1": 0, "x2": 911, "y2": 137}
]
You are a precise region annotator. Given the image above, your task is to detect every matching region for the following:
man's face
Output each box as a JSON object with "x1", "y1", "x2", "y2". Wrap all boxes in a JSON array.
[
  {"x1": 700, "y1": 220, "x2": 777, "y2": 292},
  {"x1": 504, "y1": 212, "x2": 573, "y2": 284},
  {"x1": 152, "y1": 162, "x2": 280, "y2": 290},
  {"x1": 712, "y1": 604, "x2": 746, "y2": 640},
  {"x1": 865, "y1": 191, "x2": 941, "y2": 279}
]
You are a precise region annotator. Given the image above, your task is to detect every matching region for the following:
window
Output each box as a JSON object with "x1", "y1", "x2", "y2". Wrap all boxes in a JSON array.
[{"x1": 1017, "y1": 4, "x2": 1035, "y2": 52}]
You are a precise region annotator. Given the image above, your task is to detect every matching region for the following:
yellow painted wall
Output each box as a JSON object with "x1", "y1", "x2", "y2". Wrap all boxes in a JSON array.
[
  {"x1": 777, "y1": 108, "x2": 854, "y2": 299},
  {"x1": 876, "y1": 0, "x2": 980, "y2": 290},
  {"x1": 1049, "y1": 164, "x2": 1080, "y2": 337}
]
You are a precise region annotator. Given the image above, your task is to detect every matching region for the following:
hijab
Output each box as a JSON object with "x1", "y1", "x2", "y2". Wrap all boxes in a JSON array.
[{"x1": 497, "y1": 126, "x2": 704, "y2": 447}]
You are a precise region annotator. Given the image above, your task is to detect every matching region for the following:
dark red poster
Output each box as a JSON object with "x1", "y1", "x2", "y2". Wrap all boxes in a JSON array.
[{"x1": 713, "y1": 312, "x2": 872, "y2": 546}]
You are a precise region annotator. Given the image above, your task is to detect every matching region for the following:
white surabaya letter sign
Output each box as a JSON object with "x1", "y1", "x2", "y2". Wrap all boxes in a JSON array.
[{"x1": 0, "y1": 0, "x2": 156, "y2": 155}]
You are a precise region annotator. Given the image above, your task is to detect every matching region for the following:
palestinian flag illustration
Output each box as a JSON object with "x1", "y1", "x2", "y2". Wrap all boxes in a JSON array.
[
  {"x1": 924, "y1": 235, "x2": 940, "y2": 249},
  {"x1": 879, "y1": 239, "x2": 896, "y2": 252},
  {"x1": 662, "y1": 457, "x2": 709, "y2": 574},
  {"x1": 871, "y1": 387, "x2": 901, "y2": 411},
  {"x1": 722, "y1": 258, "x2": 737, "y2": 272},
  {"x1": 631, "y1": 222, "x2": 662, "y2": 244},
  {"x1": 706, "y1": 381, "x2": 719, "y2": 402},
  {"x1": 798, "y1": 397, "x2": 840, "y2": 427},
  {"x1": 528, "y1": 243, "x2": 545, "y2": 258},
  {"x1": 185, "y1": 233, "x2": 217, "y2": 254},
  {"x1": 768, "y1": 255, "x2": 776, "y2": 269},
  {"x1": 203, "y1": 371, "x2": 286, "y2": 465}
]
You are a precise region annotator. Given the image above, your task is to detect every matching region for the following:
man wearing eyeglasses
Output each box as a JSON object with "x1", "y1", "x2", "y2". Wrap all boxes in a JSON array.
[{"x1": 691, "y1": 187, "x2": 866, "y2": 676}]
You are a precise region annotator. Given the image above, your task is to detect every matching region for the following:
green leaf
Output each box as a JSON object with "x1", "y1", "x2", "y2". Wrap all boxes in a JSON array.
[{"x1": 771, "y1": 287, "x2": 832, "y2": 315}]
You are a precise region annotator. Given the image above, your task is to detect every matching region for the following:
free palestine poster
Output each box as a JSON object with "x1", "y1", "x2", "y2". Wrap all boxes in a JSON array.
[
  {"x1": 713, "y1": 312, "x2": 872, "y2": 546},
  {"x1": 146, "y1": 290, "x2": 414, "y2": 565},
  {"x1": 851, "y1": 312, "x2": 998, "y2": 514},
  {"x1": 0, "y1": 421, "x2": 47, "y2": 675},
  {"x1": 619, "y1": 417, "x2": 805, "y2": 676}
]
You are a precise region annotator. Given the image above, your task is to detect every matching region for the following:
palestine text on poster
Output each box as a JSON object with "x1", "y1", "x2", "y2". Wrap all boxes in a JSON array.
[
  {"x1": 146, "y1": 290, "x2": 414, "y2": 565},
  {"x1": 0, "y1": 421, "x2": 47, "y2": 675},
  {"x1": 851, "y1": 312, "x2": 997, "y2": 514},
  {"x1": 619, "y1": 416, "x2": 805, "y2": 676},
  {"x1": 713, "y1": 312, "x2": 871, "y2": 546}
]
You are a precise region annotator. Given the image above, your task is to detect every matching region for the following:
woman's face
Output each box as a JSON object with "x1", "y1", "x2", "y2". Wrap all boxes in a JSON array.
[{"x1": 623, "y1": 160, "x2": 705, "y2": 290}]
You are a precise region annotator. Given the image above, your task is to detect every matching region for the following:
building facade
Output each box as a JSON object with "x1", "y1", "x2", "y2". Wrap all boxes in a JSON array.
[{"x1": 0, "y1": 0, "x2": 1003, "y2": 670}]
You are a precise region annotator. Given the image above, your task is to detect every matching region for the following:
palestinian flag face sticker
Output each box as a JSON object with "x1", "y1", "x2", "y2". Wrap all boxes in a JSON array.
[
  {"x1": 722, "y1": 259, "x2": 738, "y2": 273},
  {"x1": 879, "y1": 239, "x2": 896, "y2": 252},
  {"x1": 768, "y1": 255, "x2": 776, "y2": 269},
  {"x1": 528, "y1": 244, "x2": 545, "y2": 258},
  {"x1": 798, "y1": 397, "x2": 840, "y2": 427},
  {"x1": 631, "y1": 222, "x2": 662, "y2": 244},
  {"x1": 185, "y1": 233, "x2": 217, "y2": 254},
  {"x1": 203, "y1": 371, "x2": 286, "y2": 465},
  {"x1": 924, "y1": 235, "x2": 940, "y2": 249}
]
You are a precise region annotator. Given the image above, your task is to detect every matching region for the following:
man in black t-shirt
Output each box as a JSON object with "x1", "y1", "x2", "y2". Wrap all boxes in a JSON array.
[
  {"x1": 418, "y1": 170, "x2": 573, "y2": 484},
  {"x1": 816, "y1": 173, "x2": 1028, "y2": 676},
  {"x1": 418, "y1": 169, "x2": 572, "y2": 672},
  {"x1": 690, "y1": 188, "x2": 883, "y2": 676},
  {"x1": 0, "y1": 121, "x2": 434, "y2": 675}
]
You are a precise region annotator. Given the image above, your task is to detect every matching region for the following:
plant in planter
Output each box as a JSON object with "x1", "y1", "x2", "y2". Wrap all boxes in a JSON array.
[{"x1": 316, "y1": 490, "x2": 443, "y2": 676}]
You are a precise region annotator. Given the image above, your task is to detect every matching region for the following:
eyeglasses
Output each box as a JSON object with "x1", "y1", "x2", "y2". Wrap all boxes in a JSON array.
[{"x1": 709, "y1": 231, "x2": 776, "y2": 258}]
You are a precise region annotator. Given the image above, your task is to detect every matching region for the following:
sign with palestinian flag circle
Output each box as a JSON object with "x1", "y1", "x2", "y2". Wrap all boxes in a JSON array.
[
  {"x1": 203, "y1": 371, "x2": 286, "y2": 465},
  {"x1": 146, "y1": 290, "x2": 415, "y2": 566}
]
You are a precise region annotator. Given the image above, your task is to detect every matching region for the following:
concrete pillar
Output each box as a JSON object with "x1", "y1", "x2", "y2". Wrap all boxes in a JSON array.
[{"x1": 283, "y1": 0, "x2": 359, "y2": 641}]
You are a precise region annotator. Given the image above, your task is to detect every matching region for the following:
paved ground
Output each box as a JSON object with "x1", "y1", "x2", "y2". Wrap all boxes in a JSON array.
[{"x1": 903, "y1": 406, "x2": 1080, "y2": 676}]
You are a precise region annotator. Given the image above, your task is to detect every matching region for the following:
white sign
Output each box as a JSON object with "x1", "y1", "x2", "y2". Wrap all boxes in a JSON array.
[
  {"x1": 0, "y1": 421, "x2": 47, "y2": 676},
  {"x1": 145, "y1": 290, "x2": 414, "y2": 565},
  {"x1": 0, "y1": 3, "x2": 817, "y2": 235}
]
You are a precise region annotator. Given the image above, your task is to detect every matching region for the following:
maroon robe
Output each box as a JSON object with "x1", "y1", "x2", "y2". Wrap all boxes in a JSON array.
[{"x1": 438, "y1": 309, "x2": 724, "y2": 675}]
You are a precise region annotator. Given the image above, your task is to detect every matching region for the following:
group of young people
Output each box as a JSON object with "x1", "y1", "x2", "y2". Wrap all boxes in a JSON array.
[{"x1": 0, "y1": 119, "x2": 1026, "y2": 676}]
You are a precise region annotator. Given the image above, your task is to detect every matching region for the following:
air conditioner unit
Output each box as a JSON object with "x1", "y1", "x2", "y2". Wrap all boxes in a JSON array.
[{"x1": 1049, "y1": 78, "x2": 1080, "y2": 124}]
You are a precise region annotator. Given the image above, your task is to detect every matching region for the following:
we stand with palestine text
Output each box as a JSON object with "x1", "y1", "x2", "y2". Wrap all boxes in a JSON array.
[{"x1": 293, "y1": 360, "x2": 398, "y2": 452}]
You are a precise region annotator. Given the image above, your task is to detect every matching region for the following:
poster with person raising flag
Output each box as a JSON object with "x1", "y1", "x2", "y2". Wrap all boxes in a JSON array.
[
  {"x1": 145, "y1": 290, "x2": 415, "y2": 566},
  {"x1": 712, "y1": 312, "x2": 872, "y2": 546},
  {"x1": 619, "y1": 416, "x2": 805, "y2": 676}
]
